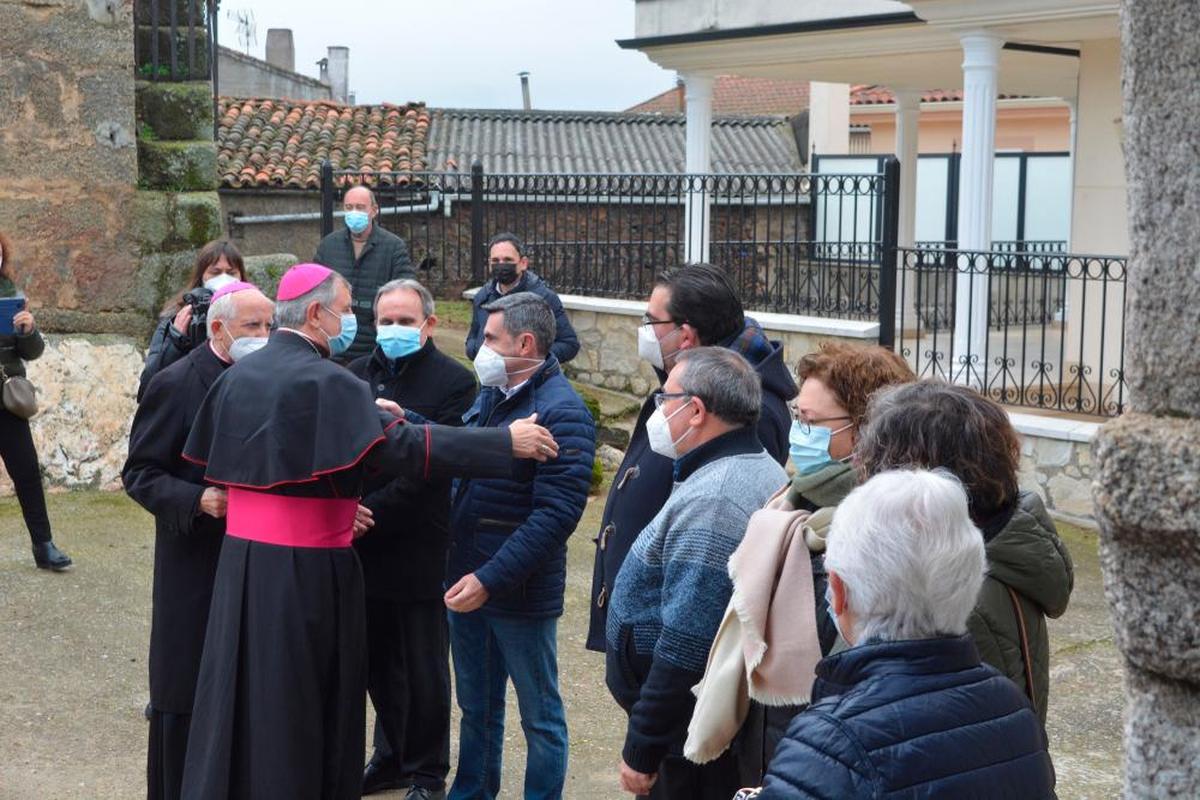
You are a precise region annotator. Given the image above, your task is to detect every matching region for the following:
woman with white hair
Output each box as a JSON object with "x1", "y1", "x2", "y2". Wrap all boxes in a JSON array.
[{"x1": 755, "y1": 470, "x2": 1055, "y2": 799}]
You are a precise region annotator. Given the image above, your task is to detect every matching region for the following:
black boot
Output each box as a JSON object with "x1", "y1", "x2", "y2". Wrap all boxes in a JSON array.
[
  {"x1": 362, "y1": 755, "x2": 407, "y2": 795},
  {"x1": 32, "y1": 541, "x2": 72, "y2": 571}
]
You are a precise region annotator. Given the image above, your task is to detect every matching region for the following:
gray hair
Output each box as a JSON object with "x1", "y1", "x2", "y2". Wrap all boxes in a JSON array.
[
  {"x1": 673, "y1": 346, "x2": 761, "y2": 428},
  {"x1": 481, "y1": 291, "x2": 555, "y2": 356},
  {"x1": 205, "y1": 289, "x2": 273, "y2": 337},
  {"x1": 375, "y1": 278, "x2": 434, "y2": 318},
  {"x1": 826, "y1": 469, "x2": 986, "y2": 643},
  {"x1": 275, "y1": 273, "x2": 349, "y2": 329}
]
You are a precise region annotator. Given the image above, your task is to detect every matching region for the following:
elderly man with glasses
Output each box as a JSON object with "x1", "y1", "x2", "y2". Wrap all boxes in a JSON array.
[{"x1": 605, "y1": 347, "x2": 788, "y2": 799}]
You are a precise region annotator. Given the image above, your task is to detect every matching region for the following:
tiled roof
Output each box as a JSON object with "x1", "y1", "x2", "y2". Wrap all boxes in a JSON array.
[
  {"x1": 628, "y1": 75, "x2": 810, "y2": 116},
  {"x1": 849, "y1": 85, "x2": 1027, "y2": 106},
  {"x1": 426, "y1": 108, "x2": 800, "y2": 174},
  {"x1": 216, "y1": 98, "x2": 430, "y2": 189}
]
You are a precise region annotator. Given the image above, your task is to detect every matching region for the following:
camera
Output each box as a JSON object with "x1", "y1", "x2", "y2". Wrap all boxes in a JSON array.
[{"x1": 180, "y1": 286, "x2": 213, "y2": 349}]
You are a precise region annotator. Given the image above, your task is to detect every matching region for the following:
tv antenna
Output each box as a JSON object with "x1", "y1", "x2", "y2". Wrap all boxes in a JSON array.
[{"x1": 227, "y1": 8, "x2": 257, "y2": 55}]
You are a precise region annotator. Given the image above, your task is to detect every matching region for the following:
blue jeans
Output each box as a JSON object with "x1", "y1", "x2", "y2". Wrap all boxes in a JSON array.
[{"x1": 447, "y1": 611, "x2": 568, "y2": 800}]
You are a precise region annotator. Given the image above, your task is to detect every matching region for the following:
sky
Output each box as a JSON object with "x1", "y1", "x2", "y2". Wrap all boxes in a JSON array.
[{"x1": 215, "y1": 0, "x2": 677, "y2": 111}]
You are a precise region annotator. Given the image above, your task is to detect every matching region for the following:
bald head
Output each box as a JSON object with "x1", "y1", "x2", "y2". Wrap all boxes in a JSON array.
[{"x1": 208, "y1": 288, "x2": 275, "y2": 360}]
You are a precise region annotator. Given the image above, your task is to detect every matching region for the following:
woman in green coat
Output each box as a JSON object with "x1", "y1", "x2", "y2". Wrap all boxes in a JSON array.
[
  {"x1": 0, "y1": 233, "x2": 71, "y2": 570},
  {"x1": 856, "y1": 380, "x2": 1075, "y2": 723}
]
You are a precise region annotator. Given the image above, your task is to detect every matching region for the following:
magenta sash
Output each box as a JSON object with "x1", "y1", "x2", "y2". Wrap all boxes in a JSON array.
[{"x1": 225, "y1": 488, "x2": 357, "y2": 549}]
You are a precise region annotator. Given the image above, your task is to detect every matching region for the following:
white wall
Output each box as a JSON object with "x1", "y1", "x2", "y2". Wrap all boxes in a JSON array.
[
  {"x1": 809, "y1": 82, "x2": 850, "y2": 157},
  {"x1": 1070, "y1": 39, "x2": 1127, "y2": 255},
  {"x1": 634, "y1": 0, "x2": 911, "y2": 38}
]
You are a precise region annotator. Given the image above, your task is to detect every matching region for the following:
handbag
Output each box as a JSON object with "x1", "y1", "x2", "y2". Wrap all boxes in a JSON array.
[
  {"x1": 0, "y1": 361, "x2": 38, "y2": 419},
  {"x1": 1006, "y1": 584, "x2": 1038, "y2": 715}
]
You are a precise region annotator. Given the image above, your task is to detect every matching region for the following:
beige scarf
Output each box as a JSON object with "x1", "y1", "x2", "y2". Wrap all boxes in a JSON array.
[{"x1": 684, "y1": 485, "x2": 825, "y2": 764}]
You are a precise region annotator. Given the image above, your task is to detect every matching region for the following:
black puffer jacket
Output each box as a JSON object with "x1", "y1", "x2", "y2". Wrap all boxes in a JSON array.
[
  {"x1": 0, "y1": 328, "x2": 43, "y2": 379},
  {"x1": 759, "y1": 636, "x2": 1056, "y2": 799}
]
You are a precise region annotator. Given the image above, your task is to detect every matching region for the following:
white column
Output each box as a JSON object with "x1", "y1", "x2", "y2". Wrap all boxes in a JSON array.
[
  {"x1": 1066, "y1": 98, "x2": 1078, "y2": 251},
  {"x1": 953, "y1": 32, "x2": 1003, "y2": 385},
  {"x1": 893, "y1": 89, "x2": 922, "y2": 343},
  {"x1": 893, "y1": 89, "x2": 922, "y2": 249},
  {"x1": 683, "y1": 74, "x2": 713, "y2": 263}
]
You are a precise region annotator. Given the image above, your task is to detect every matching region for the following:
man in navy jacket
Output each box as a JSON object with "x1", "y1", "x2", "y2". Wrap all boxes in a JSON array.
[
  {"x1": 445, "y1": 292, "x2": 595, "y2": 800},
  {"x1": 464, "y1": 232, "x2": 579, "y2": 365}
]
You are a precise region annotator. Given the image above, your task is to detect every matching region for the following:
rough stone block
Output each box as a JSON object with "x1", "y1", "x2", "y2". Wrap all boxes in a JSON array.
[
  {"x1": 1034, "y1": 438, "x2": 1074, "y2": 468},
  {"x1": 136, "y1": 80, "x2": 213, "y2": 141},
  {"x1": 130, "y1": 190, "x2": 174, "y2": 253},
  {"x1": 136, "y1": 251, "x2": 198, "y2": 318},
  {"x1": 244, "y1": 253, "x2": 300, "y2": 297},
  {"x1": 1123, "y1": 663, "x2": 1200, "y2": 798},
  {"x1": 138, "y1": 140, "x2": 217, "y2": 191},
  {"x1": 172, "y1": 192, "x2": 222, "y2": 247},
  {"x1": 1047, "y1": 472, "x2": 1095, "y2": 519},
  {"x1": 1093, "y1": 412, "x2": 1200, "y2": 683}
]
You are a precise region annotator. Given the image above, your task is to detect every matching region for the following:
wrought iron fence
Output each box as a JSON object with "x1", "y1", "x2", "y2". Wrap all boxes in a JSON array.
[
  {"x1": 135, "y1": 0, "x2": 219, "y2": 82},
  {"x1": 895, "y1": 246, "x2": 1127, "y2": 417},
  {"x1": 319, "y1": 162, "x2": 896, "y2": 320}
]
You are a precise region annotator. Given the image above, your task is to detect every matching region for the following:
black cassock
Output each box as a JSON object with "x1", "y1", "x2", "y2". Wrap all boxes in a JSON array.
[
  {"x1": 122, "y1": 343, "x2": 230, "y2": 800},
  {"x1": 178, "y1": 331, "x2": 512, "y2": 800}
]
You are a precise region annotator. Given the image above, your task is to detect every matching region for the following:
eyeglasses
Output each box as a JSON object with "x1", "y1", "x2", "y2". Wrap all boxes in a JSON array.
[
  {"x1": 641, "y1": 314, "x2": 681, "y2": 327},
  {"x1": 653, "y1": 391, "x2": 692, "y2": 409},
  {"x1": 789, "y1": 404, "x2": 852, "y2": 435}
]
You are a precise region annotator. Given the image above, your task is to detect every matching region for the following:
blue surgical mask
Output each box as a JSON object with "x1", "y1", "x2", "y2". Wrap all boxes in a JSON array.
[
  {"x1": 377, "y1": 322, "x2": 425, "y2": 360},
  {"x1": 344, "y1": 210, "x2": 370, "y2": 235},
  {"x1": 788, "y1": 420, "x2": 853, "y2": 475},
  {"x1": 320, "y1": 306, "x2": 357, "y2": 357}
]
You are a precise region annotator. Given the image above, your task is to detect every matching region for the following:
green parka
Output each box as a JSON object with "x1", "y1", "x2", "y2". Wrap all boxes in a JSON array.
[{"x1": 969, "y1": 490, "x2": 1074, "y2": 724}]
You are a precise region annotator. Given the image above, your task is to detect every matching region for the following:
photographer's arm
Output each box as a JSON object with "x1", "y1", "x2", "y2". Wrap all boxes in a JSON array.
[{"x1": 138, "y1": 316, "x2": 189, "y2": 402}]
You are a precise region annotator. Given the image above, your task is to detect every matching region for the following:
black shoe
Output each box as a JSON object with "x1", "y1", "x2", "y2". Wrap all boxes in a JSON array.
[
  {"x1": 405, "y1": 788, "x2": 445, "y2": 800},
  {"x1": 362, "y1": 758, "x2": 406, "y2": 796},
  {"x1": 32, "y1": 541, "x2": 72, "y2": 571}
]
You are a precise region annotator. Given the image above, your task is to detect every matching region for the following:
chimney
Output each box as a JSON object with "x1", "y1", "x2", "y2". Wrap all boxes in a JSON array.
[
  {"x1": 317, "y1": 57, "x2": 329, "y2": 85},
  {"x1": 676, "y1": 77, "x2": 685, "y2": 112},
  {"x1": 265, "y1": 28, "x2": 295, "y2": 72},
  {"x1": 327, "y1": 46, "x2": 350, "y2": 103},
  {"x1": 519, "y1": 71, "x2": 531, "y2": 111}
]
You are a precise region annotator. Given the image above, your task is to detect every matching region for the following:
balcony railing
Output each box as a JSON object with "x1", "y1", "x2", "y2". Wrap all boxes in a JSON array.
[{"x1": 895, "y1": 246, "x2": 1127, "y2": 417}]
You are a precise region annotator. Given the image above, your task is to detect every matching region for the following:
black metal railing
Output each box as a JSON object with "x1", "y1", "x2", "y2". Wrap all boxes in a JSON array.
[
  {"x1": 894, "y1": 246, "x2": 1127, "y2": 417},
  {"x1": 135, "y1": 0, "x2": 219, "y2": 83},
  {"x1": 319, "y1": 161, "x2": 897, "y2": 320}
]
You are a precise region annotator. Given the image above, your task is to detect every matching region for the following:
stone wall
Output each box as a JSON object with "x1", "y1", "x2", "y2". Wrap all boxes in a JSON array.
[
  {"x1": 0, "y1": 335, "x2": 142, "y2": 493},
  {"x1": 0, "y1": 0, "x2": 142, "y2": 330}
]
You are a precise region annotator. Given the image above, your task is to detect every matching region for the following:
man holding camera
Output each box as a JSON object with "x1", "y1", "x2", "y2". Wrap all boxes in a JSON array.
[
  {"x1": 314, "y1": 186, "x2": 414, "y2": 363},
  {"x1": 122, "y1": 281, "x2": 274, "y2": 800}
]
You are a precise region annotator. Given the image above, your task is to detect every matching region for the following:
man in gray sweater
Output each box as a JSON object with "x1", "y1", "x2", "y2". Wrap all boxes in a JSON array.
[{"x1": 605, "y1": 347, "x2": 788, "y2": 799}]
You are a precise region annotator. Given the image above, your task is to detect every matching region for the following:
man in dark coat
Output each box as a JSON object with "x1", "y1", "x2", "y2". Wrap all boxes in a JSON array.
[
  {"x1": 314, "y1": 186, "x2": 415, "y2": 362},
  {"x1": 348, "y1": 279, "x2": 477, "y2": 799},
  {"x1": 586, "y1": 263, "x2": 797, "y2": 653},
  {"x1": 175, "y1": 265, "x2": 558, "y2": 800},
  {"x1": 758, "y1": 470, "x2": 1055, "y2": 799},
  {"x1": 464, "y1": 232, "x2": 579, "y2": 364},
  {"x1": 122, "y1": 282, "x2": 274, "y2": 800}
]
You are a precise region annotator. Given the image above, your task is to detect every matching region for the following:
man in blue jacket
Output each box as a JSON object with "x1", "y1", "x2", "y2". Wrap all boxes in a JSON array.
[
  {"x1": 586, "y1": 263, "x2": 798, "y2": 653},
  {"x1": 445, "y1": 292, "x2": 595, "y2": 800},
  {"x1": 464, "y1": 232, "x2": 579, "y2": 365}
]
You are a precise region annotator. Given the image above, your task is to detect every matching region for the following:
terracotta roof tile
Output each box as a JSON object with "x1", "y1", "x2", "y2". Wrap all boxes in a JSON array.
[
  {"x1": 216, "y1": 97, "x2": 431, "y2": 189},
  {"x1": 628, "y1": 75, "x2": 810, "y2": 116},
  {"x1": 849, "y1": 85, "x2": 1027, "y2": 105}
]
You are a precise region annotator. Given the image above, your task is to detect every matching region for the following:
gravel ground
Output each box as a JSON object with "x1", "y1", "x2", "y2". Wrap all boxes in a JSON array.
[{"x1": 0, "y1": 491, "x2": 1123, "y2": 799}]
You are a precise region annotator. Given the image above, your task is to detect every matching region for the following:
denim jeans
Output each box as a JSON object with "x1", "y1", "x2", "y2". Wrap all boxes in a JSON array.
[{"x1": 447, "y1": 611, "x2": 568, "y2": 800}]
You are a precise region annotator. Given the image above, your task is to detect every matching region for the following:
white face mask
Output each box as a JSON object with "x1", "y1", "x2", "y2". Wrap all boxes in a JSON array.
[
  {"x1": 473, "y1": 343, "x2": 543, "y2": 389},
  {"x1": 637, "y1": 324, "x2": 666, "y2": 370},
  {"x1": 203, "y1": 273, "x2": 238, "y2": 292},
  {"x1": 646, "y1": 398, "x2": 695, "y2": 460},
  {"x1": 229, "y1": 335, "x2": 269, "y2": 362},
  {"x1": 473, "y1": 344, "x2": 510, "y2": 387}
]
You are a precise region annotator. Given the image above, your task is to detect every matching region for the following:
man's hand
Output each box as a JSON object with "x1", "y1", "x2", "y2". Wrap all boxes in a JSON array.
[
  {"x1": 172, "y1": 304, "x2": 193, "y2": 335},
  {"x1": 619, "y1": 760, "x2": 657, "y2": 795},
  {"x1": 12, "y1": 310, "x2": 34, "y2": 335},
  {"x1": 444, "y1": 573, "x2": 490, "y2": 613},
  {"x1": 509, "y1": 413, "x2": 558, "y2": 462},
  {"x1": 375, "y1": 398, "x2": 405, "y2": 420},
  {"x1": 353, "y1": 504, "x2": 374, "y2": 538},
  {"x1": 199, "y1": 487, "x2": 228, "y2": 519}
]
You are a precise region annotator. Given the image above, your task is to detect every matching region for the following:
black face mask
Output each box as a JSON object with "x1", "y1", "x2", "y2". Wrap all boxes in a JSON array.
[{"x1": 491, "y1": 262, "x2": 519, "y2": 286}]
